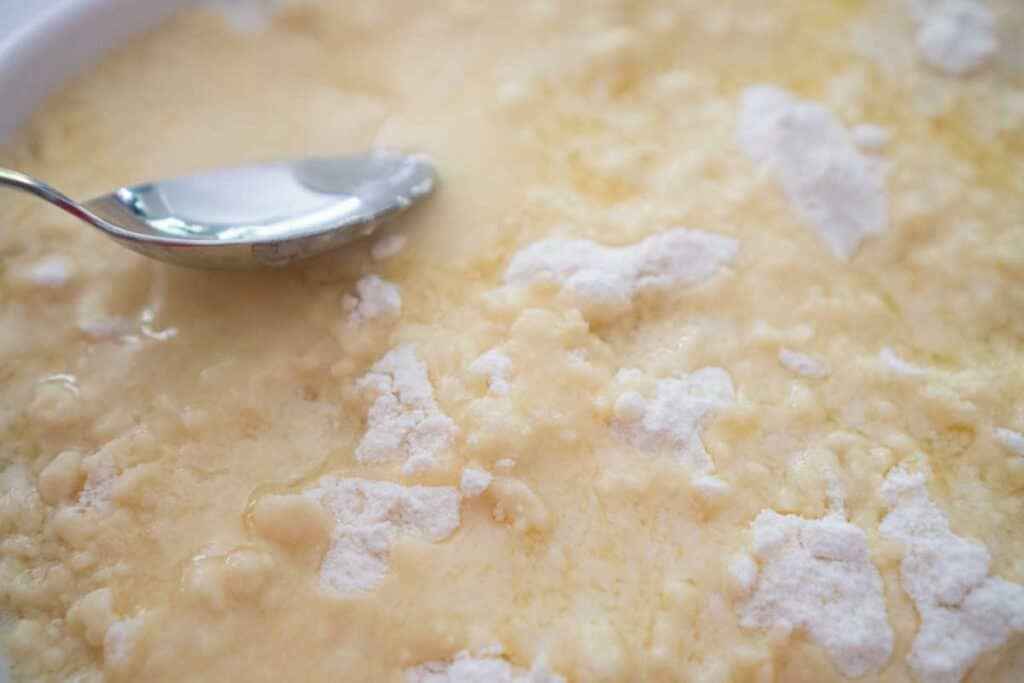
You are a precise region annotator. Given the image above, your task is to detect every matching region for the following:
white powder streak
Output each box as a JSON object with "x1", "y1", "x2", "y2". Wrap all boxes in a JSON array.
[
  {"x1": 356, "y1": 345, "x2": 457, "y2": 473},
  {"x1": 468, "y1": 349, "x2": 513, "y2": 395},
  {"x1": 879, "y1": 347, "x2": 927, "y2": 376},
  {"x1": 505, "y1": 228, "x2": 738, "y2": 322},
  {"x1": 736, "y1": 85, "x2": 888, "y2": 259},
  {"x1": 406, "y1": 649, "x2": 565, "y2": 683},
  {"x1": 880, "y1": 467, "x2": 1024, "y2": 683},
  {"x1": 995, "y1": 428, "x2": 1024, "y2": 457},
  {"x1": 344, "y1": 275, "x2": 402, "y2": 326},
  {"x1": 916, "y1": 0, "x2": 999, "y2": 76},
  {"x1": 103, "y1": 615, "x2": 144, "y2": 672},
  {"x1": 24, "y1": 256, "x2": 75, "y2": 289},
  {"x1": 307, "y1": 477, "x2": 460, "y2": 597},
  {"x1": 371, "y1": 233, "x2": 408, "y2": 261},
  {"x1": 738, "y1": 510, "x2": 893, "y2": 677},
  {"x1": 778, "y1": 348, "x2": 830, "y2": 379},
  {"x1": 460, "y1": 468, "x2": 493, "y2": 498},
  {"x1": 613, "y1": 367, "x2": 735, "y2": 472},
  {"x1": 851, "y1": 124, "x2": 892, "y2": 152}
]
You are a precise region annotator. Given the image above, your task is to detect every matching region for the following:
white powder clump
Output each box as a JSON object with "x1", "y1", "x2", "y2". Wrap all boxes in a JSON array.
[
  {"x1": 306, "y1": 477, "x2": 460, "y2": 597},
  {"x1": 613, "y1": 367, "x2": 735, "y2": 472},
  {"x1": 995, "y1": 428, "x2": 1024, "y2": 457},
  {"x1": 738, "y1": 510, "x2": 894, "y2": 678},
  {"x1": 729, "y1": 553, "x2": 759, "y2": 591},
  {"x1": 916, "y1": 0, "x2": 998, "y2": 76},
  {"x1": 103, "y1": 615, "x2": 144, "y2": 672},
  {"x1": 880, "y1": 467, "x2": 1024, "y2": 683},
  {"x1": 356, "y1": 345, "x2": 457, "y2": 473},
  {"x1": 468, "y1": 349, "x2": 514, "y2": 395},
  {"x1": 371, "y1": 233, "x2": 408, "y2": 261},
  {"x1": 778, "y1": 348, "x2": 830, "y2": 379},
  {"x1": 851, "y1": 124, "x2": 891, "y2": 152},
  {"x1": 344, "y1": 275, "x2": 402, "y2": 326},
  {"x1": 504, "y1": 228, "x2": 738, "y2": 322},
  {"x1": 406, "y1": 649, "x2": 565, "y2": 683},
  {"x1": 879, "y1": 347, "x2": 927, "y2": 376},
  {"x1": 23, "y1": 256, "x2": 76, "y2": 289},
  {"x1": 693, "y1": 474, "x2": 730, "y2": 500},
  {"x1": 460, "y1": 468, "x2": 493, "y2": 498},
  {"x1": 736, "y1": 85, "x2": 888, "y2": 259}
]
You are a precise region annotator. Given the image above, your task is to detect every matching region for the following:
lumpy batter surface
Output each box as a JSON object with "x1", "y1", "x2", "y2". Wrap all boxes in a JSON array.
[{"x1": 2, "y1": 1, "x2": 1023, "y2": 681}]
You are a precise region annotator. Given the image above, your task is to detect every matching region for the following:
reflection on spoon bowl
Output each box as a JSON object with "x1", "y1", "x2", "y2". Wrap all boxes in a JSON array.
[{"x1": 0, "y1": 152, "x2": 438, "y2": 269}]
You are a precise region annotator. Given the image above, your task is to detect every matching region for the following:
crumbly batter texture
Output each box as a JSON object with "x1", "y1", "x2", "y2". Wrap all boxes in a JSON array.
[{"x1": 1, "y1": 1, "x2": 1022, "y2": 681}]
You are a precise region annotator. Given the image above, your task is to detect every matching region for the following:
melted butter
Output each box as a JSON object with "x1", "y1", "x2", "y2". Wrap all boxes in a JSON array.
[
  {"x1": 1, "y1": 1, "x2": 1023, "y2": 681},
  {"x1": 933, "y1": 112, "x2": 1023, "y2": 191}
]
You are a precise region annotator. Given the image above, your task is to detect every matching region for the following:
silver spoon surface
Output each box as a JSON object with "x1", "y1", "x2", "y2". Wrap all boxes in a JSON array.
[{"x1": 0, "y1": 153, "x2": 436, "y2": 268}]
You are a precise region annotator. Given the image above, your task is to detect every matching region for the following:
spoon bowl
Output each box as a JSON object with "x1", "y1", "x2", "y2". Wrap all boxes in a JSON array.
[{"x1": 0, "y1": 152, "x2": 436, "y2": 268}]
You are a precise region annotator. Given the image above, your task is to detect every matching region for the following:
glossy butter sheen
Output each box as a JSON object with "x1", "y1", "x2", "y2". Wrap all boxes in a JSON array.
[{"x1": 0, "y1": 1, "x2": 1023, "y2": 681}]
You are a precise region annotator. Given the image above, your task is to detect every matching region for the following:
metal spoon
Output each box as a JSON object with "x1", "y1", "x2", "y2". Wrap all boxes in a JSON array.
[{"x1": 0, "y1": 152, "x2": 436, "y2": 268}]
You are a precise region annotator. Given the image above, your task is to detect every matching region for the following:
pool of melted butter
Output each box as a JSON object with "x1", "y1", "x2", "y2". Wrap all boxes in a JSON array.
[{"x1": 1, "y1": 1, "x2": 1022, "y2": 681}]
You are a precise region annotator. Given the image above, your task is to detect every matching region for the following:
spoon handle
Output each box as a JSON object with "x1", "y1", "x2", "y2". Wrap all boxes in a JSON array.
[{"x1": 0, "y1": 167, "x2": 111, "y2": 232}]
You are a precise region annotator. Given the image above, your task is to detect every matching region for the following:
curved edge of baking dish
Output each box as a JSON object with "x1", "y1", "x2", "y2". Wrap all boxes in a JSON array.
[
  {"x1": 0, "y1": 4, "x2": 197, "y2": 679},
  {"x1": 0, "y1": 0, "x2": 195, "y2": 145}
]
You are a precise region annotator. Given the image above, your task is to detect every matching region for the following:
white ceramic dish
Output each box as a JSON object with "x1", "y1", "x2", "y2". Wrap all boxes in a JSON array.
[
  {"x1": 0, "y1": 0, "x2": 193, "y2": 144},
  {"x1": 0, "y1": 3, "x2": 194, "y2": 678}
]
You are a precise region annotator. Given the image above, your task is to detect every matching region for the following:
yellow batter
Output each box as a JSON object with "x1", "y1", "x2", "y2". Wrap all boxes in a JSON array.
[{"x1": 1, "y1": 1, "x2": 1023, "y2": 681}]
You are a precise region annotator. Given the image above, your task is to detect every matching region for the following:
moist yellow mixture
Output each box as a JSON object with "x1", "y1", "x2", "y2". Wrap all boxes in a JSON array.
[{"x1": 1, "y1": 1, "x2": 1023, "y2": 681}]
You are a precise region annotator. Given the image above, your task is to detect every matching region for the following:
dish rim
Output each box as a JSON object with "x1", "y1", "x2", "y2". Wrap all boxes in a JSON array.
[{"x1": 0, "y1": 0, "x2": 190, "y2": 144}]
